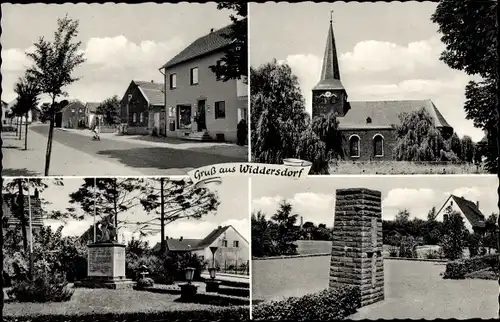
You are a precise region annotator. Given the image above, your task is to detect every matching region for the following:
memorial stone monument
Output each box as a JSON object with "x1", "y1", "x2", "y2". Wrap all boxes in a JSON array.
[
  {"x1": 329, "y1": 188, "x2": 384, "y2": 307},
  {"x1": 75, "y1": 222, "x2": 135, "y2": 289}
]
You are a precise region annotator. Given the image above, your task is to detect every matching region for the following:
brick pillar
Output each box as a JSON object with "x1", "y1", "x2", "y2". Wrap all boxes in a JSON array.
[{"x1": 329, "y1": 188, "x2": 384, "y2": 307}]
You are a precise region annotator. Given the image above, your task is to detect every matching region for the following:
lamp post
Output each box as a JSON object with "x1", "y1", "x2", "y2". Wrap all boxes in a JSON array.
[
  {"x1": 180, "y1": 267, "x2": 198, "y2": 301},
  {"x1": 206, "y1": 246, "x2": 220, "y2": 292}
]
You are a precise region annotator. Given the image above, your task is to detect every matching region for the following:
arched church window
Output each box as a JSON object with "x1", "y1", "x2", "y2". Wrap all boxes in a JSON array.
[
  {"x1": 373, "y1": 134, "x2": 384, "y2": 157},
  {"x1": 349, "y1": 135, "x2": 360, "y2": 158}
]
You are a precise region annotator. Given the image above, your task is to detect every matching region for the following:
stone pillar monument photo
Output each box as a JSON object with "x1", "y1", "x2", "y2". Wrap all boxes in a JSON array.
[{"x1": 329, "y1": 188, "x2": 384, "y2": 307}]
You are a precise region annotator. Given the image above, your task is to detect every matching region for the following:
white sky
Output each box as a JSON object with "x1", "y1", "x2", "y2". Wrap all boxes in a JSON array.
[
  {"x1": 249, "y1": 2, "x2": 484, "y2": 142},
  {"x1": 1, "y1": 3, "x2": 233, "y2": 105},
  {"x1": 252, "y1": 176, "x2": 498, "y2": 226}
]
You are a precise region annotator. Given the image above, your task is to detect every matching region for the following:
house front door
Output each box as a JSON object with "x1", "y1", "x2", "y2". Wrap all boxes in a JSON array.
[{"x1": 197, "y1": 100, "x2": 207, "y2": 132}]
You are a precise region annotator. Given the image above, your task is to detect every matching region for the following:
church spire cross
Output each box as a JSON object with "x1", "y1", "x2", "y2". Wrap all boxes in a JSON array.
[
  {"x1": 319, "y1": 12, "x2": 341, "y2": 81},
  {"x1": 330, "y1": 10, "x2": 334, "y2": 23}
]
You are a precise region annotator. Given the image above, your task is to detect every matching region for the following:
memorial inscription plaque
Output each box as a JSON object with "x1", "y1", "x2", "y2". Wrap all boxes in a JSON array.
[{"x1": 88, "y1": 246, "x2": 114, "y2": 277}]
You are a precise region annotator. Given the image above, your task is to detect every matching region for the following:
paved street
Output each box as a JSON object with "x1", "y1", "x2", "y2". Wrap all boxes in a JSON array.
[{"x1": 2, "y1": 124, "x2": 248, "y2": 176}]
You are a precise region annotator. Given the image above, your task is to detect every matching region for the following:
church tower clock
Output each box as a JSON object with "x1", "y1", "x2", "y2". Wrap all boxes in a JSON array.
[{"x1": 312, "y1": 12, "x2": 348, "y2": 118}]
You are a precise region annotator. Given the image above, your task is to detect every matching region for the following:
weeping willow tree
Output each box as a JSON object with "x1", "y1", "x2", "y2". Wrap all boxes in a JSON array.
[{"x1": 393, "y1": 107, "x2": 458, "y2": 162}]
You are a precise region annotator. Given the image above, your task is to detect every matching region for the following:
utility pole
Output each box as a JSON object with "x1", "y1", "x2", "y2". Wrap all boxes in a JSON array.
[{"x1": 160, "y1": 177, "x2": 165, "y2": 253}]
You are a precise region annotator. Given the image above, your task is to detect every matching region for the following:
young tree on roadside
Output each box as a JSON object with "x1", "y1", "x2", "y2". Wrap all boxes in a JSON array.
[
  {"x1": 137, "y1": 178, "x2": 220, "y2": 254},
  {"x1": 96, "y1": 95, "x2": 121, "y2": 125},
  {"x1": 12, "y1": 75, "x2": 41, "y2": 150},
  {"x1": 26, "y1": 15, "x2": 86, "y2": 176},
  {"x1": 209, "y1": 1, "x2": 247, "y2": 81}
]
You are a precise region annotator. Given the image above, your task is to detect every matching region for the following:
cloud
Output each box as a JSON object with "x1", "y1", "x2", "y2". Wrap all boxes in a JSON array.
[
  {"x1": 340, "y1": 36, "x2": 444, "y2": 74},
  {"x1": 1, "y1": 35, "x2": 185, "y2": 103},
  {"x1": 383, "y1": 188, "x2": 445, "y2": 220},
  {"x1": 1, "y1": 47, "x2": 34, "y2": 72}
]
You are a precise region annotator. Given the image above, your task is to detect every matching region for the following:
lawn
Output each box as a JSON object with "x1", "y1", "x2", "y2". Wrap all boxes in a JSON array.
[
  {"x1": 3, "y1": 285, "x2": 247, "y2": 318},
  {"x1": 252, "y1": 257, "x2": 498, "y2": 319},
  {"x1": 329, "y1": 161, "x2": 485, "y2": 174}
]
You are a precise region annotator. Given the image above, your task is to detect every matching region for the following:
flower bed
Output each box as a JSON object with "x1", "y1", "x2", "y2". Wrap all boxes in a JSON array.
[
  {"x1": 443, "y1": 254, "x2": 498, "y2": 279},
  {"x1": 252, "y1": 286, "x2": 360, "y2": 320}
]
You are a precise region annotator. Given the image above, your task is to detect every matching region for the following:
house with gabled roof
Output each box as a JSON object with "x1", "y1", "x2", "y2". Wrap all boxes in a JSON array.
[
  {"x1": 312, "y1": 16, "x2": 453, "y2": 160},
  {"x1": 435, "y1": 195, "x2": 486, "y2": 233},
  {"x1": 152, "y1": 225, "x2": 249, "y2": 268},
  {"x1": 159, "y1": 20, "x2": 248, "y2": 143},
  {"x1": 57, "y1": 100, "x2": 86, "y2": 129},
  {"x1": 84, "y1": 102, "x2": 101, "y2": 129},
  {"x1": 120, "y1": 80, "x2": 166, "y2": 135}
]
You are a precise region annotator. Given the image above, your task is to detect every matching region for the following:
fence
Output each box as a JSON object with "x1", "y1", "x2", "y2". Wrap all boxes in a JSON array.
[{"x1": 217, "y1": 260, "x2": 250, "y2": 276}]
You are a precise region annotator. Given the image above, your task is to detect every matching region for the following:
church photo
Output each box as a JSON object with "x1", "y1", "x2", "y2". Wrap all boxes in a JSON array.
[{"x1": 249, "y1": 1, "x2": 497, "y2": 175}]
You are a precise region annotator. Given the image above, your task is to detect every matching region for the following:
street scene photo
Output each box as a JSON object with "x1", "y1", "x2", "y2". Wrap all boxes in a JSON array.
[
  {"x1": 1, "y1": 2, "x2": 248, "y2": 177},
  {"x1": 250, "y1": 1, "x2": 497, "y2": 174},
  {"x1": 251, "y1": 175, "x2": 498, "y2": 319},
  {"x1": 2, "y1": 176, "x2": 250, "y2": 321}
]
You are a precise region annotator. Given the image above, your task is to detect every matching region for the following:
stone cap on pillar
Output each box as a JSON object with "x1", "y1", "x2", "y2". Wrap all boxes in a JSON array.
[{"x1": 336, "y1": 188, "x2": 381, "y2": 197}]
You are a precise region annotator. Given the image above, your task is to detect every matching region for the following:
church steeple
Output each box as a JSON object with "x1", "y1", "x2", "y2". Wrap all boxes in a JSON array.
[
  {"x1": 312, "y1": 12, "x2": 348, "y2": 118},
  {"x1": 320, "y1": 12, "x2": 341, "y2": 82}
]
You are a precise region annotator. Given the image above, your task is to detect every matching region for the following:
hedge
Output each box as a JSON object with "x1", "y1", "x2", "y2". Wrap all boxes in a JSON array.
[
  {"x1": 252, "y1": 286, "x2": 360, "y2": 321},
  {"x1": 2, "y1": 307, "x2": 250, "y2": 322},
  {"x1": 443, "y1": 254, "x2": 498, "y2": 279}
]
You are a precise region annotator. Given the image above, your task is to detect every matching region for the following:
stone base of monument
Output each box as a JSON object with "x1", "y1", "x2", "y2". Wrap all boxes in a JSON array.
[
  {"x1": 74, "y1": 277, "x2": 136, "y2": 290},
  {"x1": 180, "y1": 283, "x2": 198, "y2": 300},
  {"x1": 205, "y1": 280, "x2": 221, "y2": 292},
  {"x1": 75, "y1": 242, "x2": 135, "y2": 290}
]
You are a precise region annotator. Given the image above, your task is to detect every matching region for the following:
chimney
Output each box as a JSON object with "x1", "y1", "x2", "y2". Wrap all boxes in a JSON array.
[
  {"x1": 210, "y1": 28, "x2": 214, "y2": 33},
  {"x1": 218, "y1": 225, "x2": 222, "y2": 229},
  {"x1": 476, "y1": 201, "x2": 480, "y2": 209},
  {"x1": 151, "y1": 80, "x2": 154, "y2": 83},
  {"x1": 179, "y1": 236, "x2": 183, "y2": 241},
  {"x1": 300, "y1": 216, "x2": 303, "y2": 228}
]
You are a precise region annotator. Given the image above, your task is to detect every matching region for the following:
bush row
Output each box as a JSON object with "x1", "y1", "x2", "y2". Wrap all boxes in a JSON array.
[
  {"x1": 252, "y1": 286, "x2": 360, "y2": 321},
  {"x1": 443, "y1": 254, "x2": 498, "y2": 279},
  {"x1": 3, "y1": 307, "x2": 250, "y2": 322}
]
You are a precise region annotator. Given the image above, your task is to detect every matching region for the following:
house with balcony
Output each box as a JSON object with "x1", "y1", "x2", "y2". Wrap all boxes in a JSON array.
[
  {"x1": 120, "y1": 80, "x2": 165, "y2": 135},
  {"x1": 159, "y1": 21, "x2": 248, "y2": 143}
]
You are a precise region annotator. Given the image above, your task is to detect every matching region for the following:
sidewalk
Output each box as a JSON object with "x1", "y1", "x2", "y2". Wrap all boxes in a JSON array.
[
  {"x1": 2, "y1": 130, "x2": 145, "y2": 177},
  {"x1": 60, "y1": 128, "x2": 248, "y2": 160}
]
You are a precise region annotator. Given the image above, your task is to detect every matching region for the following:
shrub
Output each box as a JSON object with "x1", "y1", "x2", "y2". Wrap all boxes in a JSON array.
[
  {"x1": 388, "y1": 246, "x2": 398, "y2": 257},
  {"x1": 443, "y1": 254, "x2": 498, "y2": 279},
  {"x1": 135, "y1": 277, "x2": 154, "y2": 290},
  {"x1": 252, "y1": 286, "x2": 360, "y2": 321},
  {"x1": 3, "y1": 307, "x2": 250, "y2": 322},
  {"x1": 7, "y1": 271, "x2": 74, "y2": 303},
  {"x1": 424, "y1": 250, "x2": 442, "y2": 260}
]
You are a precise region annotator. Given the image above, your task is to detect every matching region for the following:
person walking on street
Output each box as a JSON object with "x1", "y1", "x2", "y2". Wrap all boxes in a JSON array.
[{"x1": 91, "y1": 116, "x2": 101, "y2": 141}]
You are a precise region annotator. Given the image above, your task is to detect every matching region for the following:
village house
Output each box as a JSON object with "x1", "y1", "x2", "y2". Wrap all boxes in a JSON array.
[
  {"x1": 2, "y1": 189, "x2": 44, "y2": 243},
  {"x1": 153, "y1": 225, "x2": 249, "y2": 269},
  {"x1": 312, "y1": 17, "x2": 453, "y2": 160},
  {"x1": 85, "y1": 102, "x2": 101, "y2": 128},
  {"x1": 4, "y1": 98, "x2": 36, "y2": 126},
  {"x1": 120, "y1": 80, "x2": 165, "y2": 135},
  {"x1": 435, "y1": 195, "x2": 486, "y2": 234},
  {"x1": 56, "y1": 100, "x2": 86, "y2": 129},
  {"x1": 159, "y1": 21, "x2": 248, "y2": 142}
]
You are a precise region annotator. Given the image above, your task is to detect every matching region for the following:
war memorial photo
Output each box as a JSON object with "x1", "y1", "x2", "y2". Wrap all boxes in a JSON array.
[
  {"x1": 250, "y1": 175, "x2": 498, "y2": 319},
  {"x1": 1, "y1": 176, "x2": 250, "y2": 321},
  {"x1": 249, "y1": 1, "x2": 497, "y2": 175}
]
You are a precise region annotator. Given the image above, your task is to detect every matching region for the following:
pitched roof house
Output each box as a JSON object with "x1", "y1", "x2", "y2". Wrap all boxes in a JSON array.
[
  {"x1": 153, "y1": 225, "x2": 249, "y2": 268},
  {"x1": 312, "y1": 16, "x2": 453, "y2": 160},
  {"x1": 160, "y1": 20, "x2": 248, "y2": 143},
  {"x1": 120, "y1": 80, "x2": 166, "y2": 136},
  {"x1": 435, "y1": 195, "x2": 486, "y2": 233}
]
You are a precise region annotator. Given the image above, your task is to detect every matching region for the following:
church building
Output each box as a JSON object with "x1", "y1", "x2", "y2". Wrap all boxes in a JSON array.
[{"x1": 312, "y1": 16, "x2": 453, "y2": 161}]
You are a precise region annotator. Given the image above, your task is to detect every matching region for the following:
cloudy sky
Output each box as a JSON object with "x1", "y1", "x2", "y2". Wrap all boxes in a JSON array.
[
  {"x1": 1, "y1": 3, "x2": 232, "y2": 104},
  {"x1": 252, "y1": 175, "x2": 498, "y2": 226},
  {"x1": 5, "y1": 177, "x2": 249, "y2": 246},
  {"x1": 249, "y1": 2, "x2": 484, "y2": 142}
]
